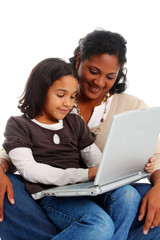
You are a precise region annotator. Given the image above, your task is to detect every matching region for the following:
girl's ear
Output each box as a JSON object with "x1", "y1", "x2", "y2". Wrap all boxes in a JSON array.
[{"x1": 76, "y1": 52, "x2": 81, "y2": 69}]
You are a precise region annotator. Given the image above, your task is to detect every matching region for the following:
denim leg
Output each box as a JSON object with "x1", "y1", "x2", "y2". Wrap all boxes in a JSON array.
[
  {"x1": 40, "y1": 196, "x2": 114, "y2": 240},
  {"x1": 128, "y1": 183, "x2": 160, "y2": 240},
  {"x1": 91, "y1": 185, "x2": 141, "y2": 240},
  {"x1": 0, "y1": 174, "x2": 58, "y2": 240}
]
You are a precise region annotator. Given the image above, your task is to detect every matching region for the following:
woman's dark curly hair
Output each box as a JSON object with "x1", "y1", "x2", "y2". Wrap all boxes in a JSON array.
[
  {"x1": 69, "y1": 29, "x2": 127, "y2": 93},
  {"x1": 18, "y1": 58, "x2": 74, "y2": 119}
]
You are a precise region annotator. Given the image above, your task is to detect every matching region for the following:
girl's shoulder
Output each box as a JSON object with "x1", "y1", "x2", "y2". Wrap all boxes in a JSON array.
[
  {"x1": 66, "y1": 113, "x2": 84, "y2": 124},
  {"x1": 64, "y1": 113, "x2": 91, "y2": 135},
  {"x1": 9, "y1": 114, "x2": 28, "y2": 122},
  {"x1": 7, "y1": 114, "x2": 31, "y2": 125},
  {"x1": 6, "y1": 114, "x2": 34, "y2": 133}
]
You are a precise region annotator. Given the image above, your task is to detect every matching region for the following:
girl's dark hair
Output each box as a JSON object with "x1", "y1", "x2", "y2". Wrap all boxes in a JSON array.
[
  {"x1": 69, "y1": 29, "x2": 127, "y2": 93},
  {"x1": 18, "y1": 58, "x2": 74, "y2": 119}
]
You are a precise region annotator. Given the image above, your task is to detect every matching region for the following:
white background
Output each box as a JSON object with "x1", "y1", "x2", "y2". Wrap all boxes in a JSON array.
[{"x1": 0, "y1": 0, "x2": 160, "y2": 145}]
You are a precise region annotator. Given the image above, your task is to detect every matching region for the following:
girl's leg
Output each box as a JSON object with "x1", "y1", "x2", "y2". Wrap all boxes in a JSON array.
[
  {"x1": 40, "y1": 196, "x2": 114, "y2": 240},
  {"x1": 91, "y1": 184, "x2": 141, "y2": 240},
  {"x1": 128, "y1": 183, "x2": 160, "y2": 240},
  {"x1": 0, "y1": 174, "x2": 58, "y2": 240}
]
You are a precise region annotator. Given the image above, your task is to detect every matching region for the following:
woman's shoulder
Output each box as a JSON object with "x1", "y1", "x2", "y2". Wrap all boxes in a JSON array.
[
  {"x1": 114, "y1": 92, "x2": 143, "y2": 101},
  {"x1": 112, "y1": 93, "x2": 148, "y2": 111}
]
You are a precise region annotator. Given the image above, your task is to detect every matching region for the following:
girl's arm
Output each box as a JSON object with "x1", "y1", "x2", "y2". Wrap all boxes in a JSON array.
[
  {"x1": 81, "y1": 143, "x2": 155, "y2": 173},
  {"x1": 81, "y1": 143, "x2": 102, "y2": 167},
  {"x1": 9, "y1": 147, "x2": 90, "y2": 186}
]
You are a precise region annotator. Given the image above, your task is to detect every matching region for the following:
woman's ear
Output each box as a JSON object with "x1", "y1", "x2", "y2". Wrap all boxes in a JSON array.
[{"x1": 76, "y1": 52, "x2": 81, "y2": 69}]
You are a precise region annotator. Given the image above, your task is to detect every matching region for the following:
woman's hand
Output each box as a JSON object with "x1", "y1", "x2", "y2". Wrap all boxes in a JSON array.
[
  {"x1": 88, "y1": 167, "x2": 98, "y2": 181},
  {"x1": 138, "y1": 169, "x2": 160, "y2": 235},
  {"x1": 139, "y1": 181, "x2": 160, "y2": 235},
  {"x1": 0, "y1": 169, "x2": 15, "y2": 222},
  {"x1": 144, "y1": 156, "x2": 155, "y2": 173}
]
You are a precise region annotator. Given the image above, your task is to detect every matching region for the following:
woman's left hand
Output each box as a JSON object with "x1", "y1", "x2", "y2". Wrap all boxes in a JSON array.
[{"x1": 144, "y1": 156, "x2": 155, "y2": 173}]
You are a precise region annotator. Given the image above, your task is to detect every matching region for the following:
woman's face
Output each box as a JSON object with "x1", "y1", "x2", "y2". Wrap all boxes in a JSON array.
[{"x1": 77, "y1": 53, "x2": 120, "y2": 100}]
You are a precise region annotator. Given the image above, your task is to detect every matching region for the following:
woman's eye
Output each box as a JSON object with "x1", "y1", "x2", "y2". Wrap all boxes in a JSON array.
[
  {"x1": 89, "y1": 69, "x2": 98, "y2": 74},
  {"x1": 107, "y1": 75, "x2": 117, "y2": 80},
  {"x1": 107, "y1": 77, "x2": 114, "y2": 80}
]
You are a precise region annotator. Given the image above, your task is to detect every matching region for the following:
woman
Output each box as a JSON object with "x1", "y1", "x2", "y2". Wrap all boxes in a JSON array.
[{"x1": 0, "y1": 29, "x2": 160, "y2": 239}]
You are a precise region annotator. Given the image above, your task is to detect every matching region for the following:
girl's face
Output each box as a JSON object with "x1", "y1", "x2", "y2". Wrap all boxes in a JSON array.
[
  {"x1": 36, "y1": 75, "x2": 78, "y2": 124},
  {"x1": 77, "y1": 53, "x2": 120, "y2": 101}
]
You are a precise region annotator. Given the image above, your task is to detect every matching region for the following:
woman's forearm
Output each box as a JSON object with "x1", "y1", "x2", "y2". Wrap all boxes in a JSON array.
[
  {"x1": 150, "y1": 169, "x2": 160, "y2": 185},
  {"x1": 0, "y1": 148, "x2": 16, "y2": 173},
  {"x1": 0, "y1": 158, "x2": 10, "y2": 173}
]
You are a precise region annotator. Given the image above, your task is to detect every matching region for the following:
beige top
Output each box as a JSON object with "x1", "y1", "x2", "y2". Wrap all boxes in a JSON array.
[{"x1": 90, "y1": 93, "x2": 160, "y2": 173}]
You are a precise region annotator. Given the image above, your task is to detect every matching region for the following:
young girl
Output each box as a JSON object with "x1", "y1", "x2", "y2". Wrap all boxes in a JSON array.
[
  {"x1": 3, "y1": 58, "x2": 100, "y2": 197},
  {"x1": 3, "y1": 57, "x2": 154, "y2": 240}
]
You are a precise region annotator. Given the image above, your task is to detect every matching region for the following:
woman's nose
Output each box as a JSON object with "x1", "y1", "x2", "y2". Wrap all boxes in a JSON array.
[{"x1": 93, "y1": 76, "x2": 106, "y2": 88}]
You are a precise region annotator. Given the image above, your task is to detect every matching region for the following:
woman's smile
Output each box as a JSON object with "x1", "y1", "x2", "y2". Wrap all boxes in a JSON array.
[{"x1": 88, "y1": 83, "x2": 103, "y2": 94}]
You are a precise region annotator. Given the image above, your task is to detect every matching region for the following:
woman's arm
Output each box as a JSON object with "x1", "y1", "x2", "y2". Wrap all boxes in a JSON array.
[
  {"x1": 0, "y1": 148, "x2": 16, "y2": 173},
  {"x1": 0, "y1": 158, "x2": 15, "y2": 222},
  {"x1": 0, "y1": 158, "x2": 9, "y2": 173}
]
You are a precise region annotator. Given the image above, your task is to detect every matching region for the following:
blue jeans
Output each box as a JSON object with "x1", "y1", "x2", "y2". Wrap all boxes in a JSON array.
[
  {"x1": 128, "y1": 183, "x2": 160, "y2": 240},
  {"x1": 0, "y1": 174, "x2": 160, "y2": 240},
  {"x1": 40, "y1": 185, "x2": 141, "y2": 240},
  {"x1": 0, "y1": 174, "x2": 58, "y2": 240}
]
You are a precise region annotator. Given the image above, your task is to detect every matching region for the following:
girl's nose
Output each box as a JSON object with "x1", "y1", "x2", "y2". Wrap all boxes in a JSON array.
[{"x1": 63, "y1": 97, "x2": 72, "y2": 107}]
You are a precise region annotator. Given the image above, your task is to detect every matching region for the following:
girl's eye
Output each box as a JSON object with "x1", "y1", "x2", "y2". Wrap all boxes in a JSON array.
[{"x1": 57, "y1": 95, "x2": 64, "y2": 98}]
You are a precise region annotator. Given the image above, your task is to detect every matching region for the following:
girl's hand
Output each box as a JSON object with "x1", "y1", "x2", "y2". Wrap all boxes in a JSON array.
[
  {"x1": 144, "y1": 156, "x2": 155, "y2": 173},
  {"x1": 88, "y1": 167, "x2": 98, "y2": 181}
]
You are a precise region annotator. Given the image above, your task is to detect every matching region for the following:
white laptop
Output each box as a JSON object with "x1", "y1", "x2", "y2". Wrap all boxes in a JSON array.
[{"x1": 33, "y1": 107, "x2": 160, "y2": 199}]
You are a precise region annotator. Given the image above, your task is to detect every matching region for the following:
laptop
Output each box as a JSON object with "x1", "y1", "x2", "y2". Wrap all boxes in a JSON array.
[{"x1": 32, "y1": 107, "x2": 160, "y2": 199}]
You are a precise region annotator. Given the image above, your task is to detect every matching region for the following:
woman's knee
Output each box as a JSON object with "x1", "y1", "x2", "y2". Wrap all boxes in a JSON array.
[{"x1": 117, "y1": 185, "x2": 141, "y2": 210}]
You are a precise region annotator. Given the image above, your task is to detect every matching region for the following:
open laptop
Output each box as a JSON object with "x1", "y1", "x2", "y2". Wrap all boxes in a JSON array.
[{"x1": 33, "y1": 107, "x2": 160, "y2": 199}]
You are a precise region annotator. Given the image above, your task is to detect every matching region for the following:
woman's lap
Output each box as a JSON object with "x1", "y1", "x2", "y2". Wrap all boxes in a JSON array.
[
  {"x1": 40, "y1": 185, "x2": 141, "y2": 240},
  {"x1": 0, "y1": 174, "x2": 58, "y2": 240},
  {"x1": 40, "y1": 195, "x2": 114, "y2": 240},
  {"x1": 1, "y1": 175, "x2": 160, "y2": 240}
]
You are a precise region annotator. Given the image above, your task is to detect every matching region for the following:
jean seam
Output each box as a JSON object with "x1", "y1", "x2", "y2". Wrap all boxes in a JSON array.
[
  {"x1": 42, "y1": 202, "x2": 79, "y2": 223},
  {"x1": 106, "y1": 193, "x2": 115, "y2": 215},
  {"x1": 52, "y1": 214, "x2": 87, "y2": 240}
]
